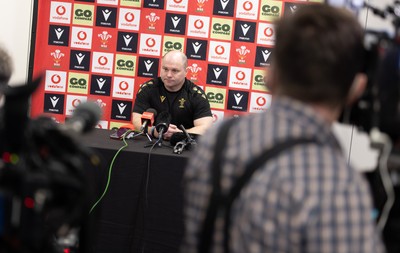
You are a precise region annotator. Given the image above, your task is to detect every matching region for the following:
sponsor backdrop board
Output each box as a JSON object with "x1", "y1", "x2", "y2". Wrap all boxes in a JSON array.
[{"x1": 30, "y1": 0, "x2": 322, "y2": 129}]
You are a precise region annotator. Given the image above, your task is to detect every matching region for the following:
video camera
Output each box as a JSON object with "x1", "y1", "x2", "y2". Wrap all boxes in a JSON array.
[{"x1": 0, "y1": 78, "x2": 101, "y2": 253}]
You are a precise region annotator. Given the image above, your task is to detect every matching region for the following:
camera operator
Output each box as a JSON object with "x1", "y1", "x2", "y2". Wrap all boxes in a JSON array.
[{"x1": 0, "y1": 45, "x2": 13, "y2": 153}]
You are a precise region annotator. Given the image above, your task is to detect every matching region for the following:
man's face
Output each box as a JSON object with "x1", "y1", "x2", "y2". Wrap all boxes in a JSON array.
[{"x1": 160, "y1": 55, "x2": 187, "y2": 92}]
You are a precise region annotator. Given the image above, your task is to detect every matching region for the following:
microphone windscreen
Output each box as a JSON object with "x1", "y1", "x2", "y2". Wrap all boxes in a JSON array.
[
  {"x1": 146, "y1": 108, "x2": 158, "y2": 117},
  {"x1": 170, "y1": 132, "x2": 187, "y2": 146},
  {"x1": 155, "y1": 111, "x2": 171, "y2": 126},
  {"x1": 155, "y1": 111, "x2": 171, "y2": 133},
  {"x1": 141, "y1": 108, "x2": 157, "y2": 126},
  {"x1": 67, "y1": 101, "x2": 102, "y2": 133}
]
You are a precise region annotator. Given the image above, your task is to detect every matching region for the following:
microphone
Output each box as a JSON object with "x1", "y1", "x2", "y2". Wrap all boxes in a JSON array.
[
  {"x1": 180, "y1": 125, "x2": 196, "y2": 149},
  {"x1": 171, "y1": 126, "x2": 198, "y2": 154},
  {"x1": 64, "y1": 101, "x2": 102, "y2": 133},
  {"x1": 140, "y1": 108, "x2": 157, "y2": 133},
  {"x1": 170, "y1": 132, "x2": 187, "y2": 146},
  {"x1": 155, "y1": 111, "x2": 171, "y2": 141}
]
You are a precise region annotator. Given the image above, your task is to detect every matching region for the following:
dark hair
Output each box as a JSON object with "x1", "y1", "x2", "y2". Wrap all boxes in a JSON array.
[
  {"x1": 0, "y1": 46, "x2": 13, "y2": 85},
  {"x1": 273, "y1": 4, "x2": 364, "y2": 107}
]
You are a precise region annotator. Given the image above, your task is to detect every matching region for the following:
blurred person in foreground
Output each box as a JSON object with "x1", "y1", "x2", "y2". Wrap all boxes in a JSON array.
[
  {"x1": 132, "y1": 50, "x2": 213, "y2": 140},
  {"x1": 0, "y1": 45, "x2": 13, "y2": 152},
  {"x1": 181, "y1": 4, "x2": 385, "y2": 253}
]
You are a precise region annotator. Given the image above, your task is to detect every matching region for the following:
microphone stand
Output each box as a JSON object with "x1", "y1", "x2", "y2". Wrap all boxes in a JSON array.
[
  {"x1": 180, "y1": 125, "x2": 197, "y2": 150},
  {"x1": 173, "y1": 125, "x2": 197, "y2": 154},
  {"x1": 144, "y1": 123, "x2": 172, "y2": 149}
]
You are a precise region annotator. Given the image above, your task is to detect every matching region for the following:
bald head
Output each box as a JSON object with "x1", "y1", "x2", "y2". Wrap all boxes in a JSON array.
[
  {"x1": 160, "y1": 50, "x2": 188, "y2": 92},
  {"x1": 162, "y1": 50, "x2": 188, "y2": 69}
]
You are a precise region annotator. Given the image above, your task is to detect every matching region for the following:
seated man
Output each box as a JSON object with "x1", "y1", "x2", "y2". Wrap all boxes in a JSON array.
[{"x1": 132, "y1": 50, "x2": 213, "y2": 140}]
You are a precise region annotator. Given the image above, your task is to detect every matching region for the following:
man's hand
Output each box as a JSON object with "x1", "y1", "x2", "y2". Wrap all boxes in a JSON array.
[{"x1": 162, "y1": 124, "x2": 182, "y2": 140}]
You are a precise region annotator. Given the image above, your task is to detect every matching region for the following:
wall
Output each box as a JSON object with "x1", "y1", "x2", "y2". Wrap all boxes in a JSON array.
[
  {"x1": 0, "y1": 0, "x2": 34, "y2": 85},
  {"x1": 0, "y1": 0, "x2": 395, "y2": 171},
  {"x1": 0, "y1": 0, "x2": 395, "y2": 85}
]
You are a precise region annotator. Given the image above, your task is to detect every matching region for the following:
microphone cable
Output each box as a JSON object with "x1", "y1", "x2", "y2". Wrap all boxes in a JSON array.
[{"x1": 89, "y1": 129, "x2": 141, "y2": 214}]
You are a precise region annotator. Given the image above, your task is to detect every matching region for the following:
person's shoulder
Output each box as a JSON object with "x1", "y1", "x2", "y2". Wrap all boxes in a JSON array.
[
  {"x1": 138, "y1": 77, "x2": 161, "y2": 92},
  {"x1": 185, "y1": 79, "x2": 207, "y2": 98}
]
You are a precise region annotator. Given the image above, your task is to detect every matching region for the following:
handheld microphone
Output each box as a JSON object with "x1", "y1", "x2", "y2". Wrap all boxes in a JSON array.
[
  {"x1": 64, "y1": 101, "x2": 102, "y2": 133},
  {"x1": 140, "y1": 108, "x2": 157, "y2": 133}
]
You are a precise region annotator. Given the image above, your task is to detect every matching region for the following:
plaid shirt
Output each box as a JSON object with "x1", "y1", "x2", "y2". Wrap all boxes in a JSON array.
[{"x1": 181, "y1": 97, "x2": 385, "y2": 253}]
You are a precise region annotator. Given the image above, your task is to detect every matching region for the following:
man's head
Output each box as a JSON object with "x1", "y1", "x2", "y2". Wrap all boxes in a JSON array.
[
  {"x1": 160, "y1": 50, "x2": 188, "y2": 92},
  {"x1": 269, "y1": 4, "x2": 365, "y2": 109},
  {"x1": 0, "y1": 46, "x2": 12, "y2": 88}
]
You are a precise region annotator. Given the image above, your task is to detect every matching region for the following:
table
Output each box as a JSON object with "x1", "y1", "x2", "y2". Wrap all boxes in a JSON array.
[{"x1": 81, "y1": 129, "x2": 191, "y2": 253}]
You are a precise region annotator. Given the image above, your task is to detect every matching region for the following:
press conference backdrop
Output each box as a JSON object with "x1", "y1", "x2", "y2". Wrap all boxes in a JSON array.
[{"x1": 28, "y1": 0, "x2": 325, "y2": 129}]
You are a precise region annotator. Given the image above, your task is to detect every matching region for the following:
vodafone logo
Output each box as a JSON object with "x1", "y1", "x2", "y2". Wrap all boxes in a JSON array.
[
  {"x1": 256, "y1": 96, "x2": 267, "y2": 106},
  {"x1": 119, "y1": 81, "x2": 129, "y2": 90},
  {"x1": 125, "y1": 12, "x2": 135, "y2": 22},
  {"x1": 51, "y1": 74, "x2": 61, "y2": 84},
  {"x1": 243, "y1": 1, "x2": 253, "y2": 11},
  {"x1": 264, "y1": 27, "x2": 274, "y2": 37},
  {"x1": 146, "y1": 38, "x2": 156, "y2": 47},
  {"x1": 72, "y1": 99, "x2": 82, "y2": 108},
  {"x1": 56, "y1": 5, "x2": 66, "y2": 15},
  {"x1": 98, "y1": 56, "x2": 108, "y2": 66},
  {"x1": 215, "y1": 45, "x2": 225, "y2": 55},
  {"x1": 194, "y1": 19, "x2": 204, "y2": 29},
  {"x1": 77, "y1": 31, "x2": 87, "y2": 40},
  {"x1": 236, "y1": 71, "x2": 246, "y2": 81}
]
